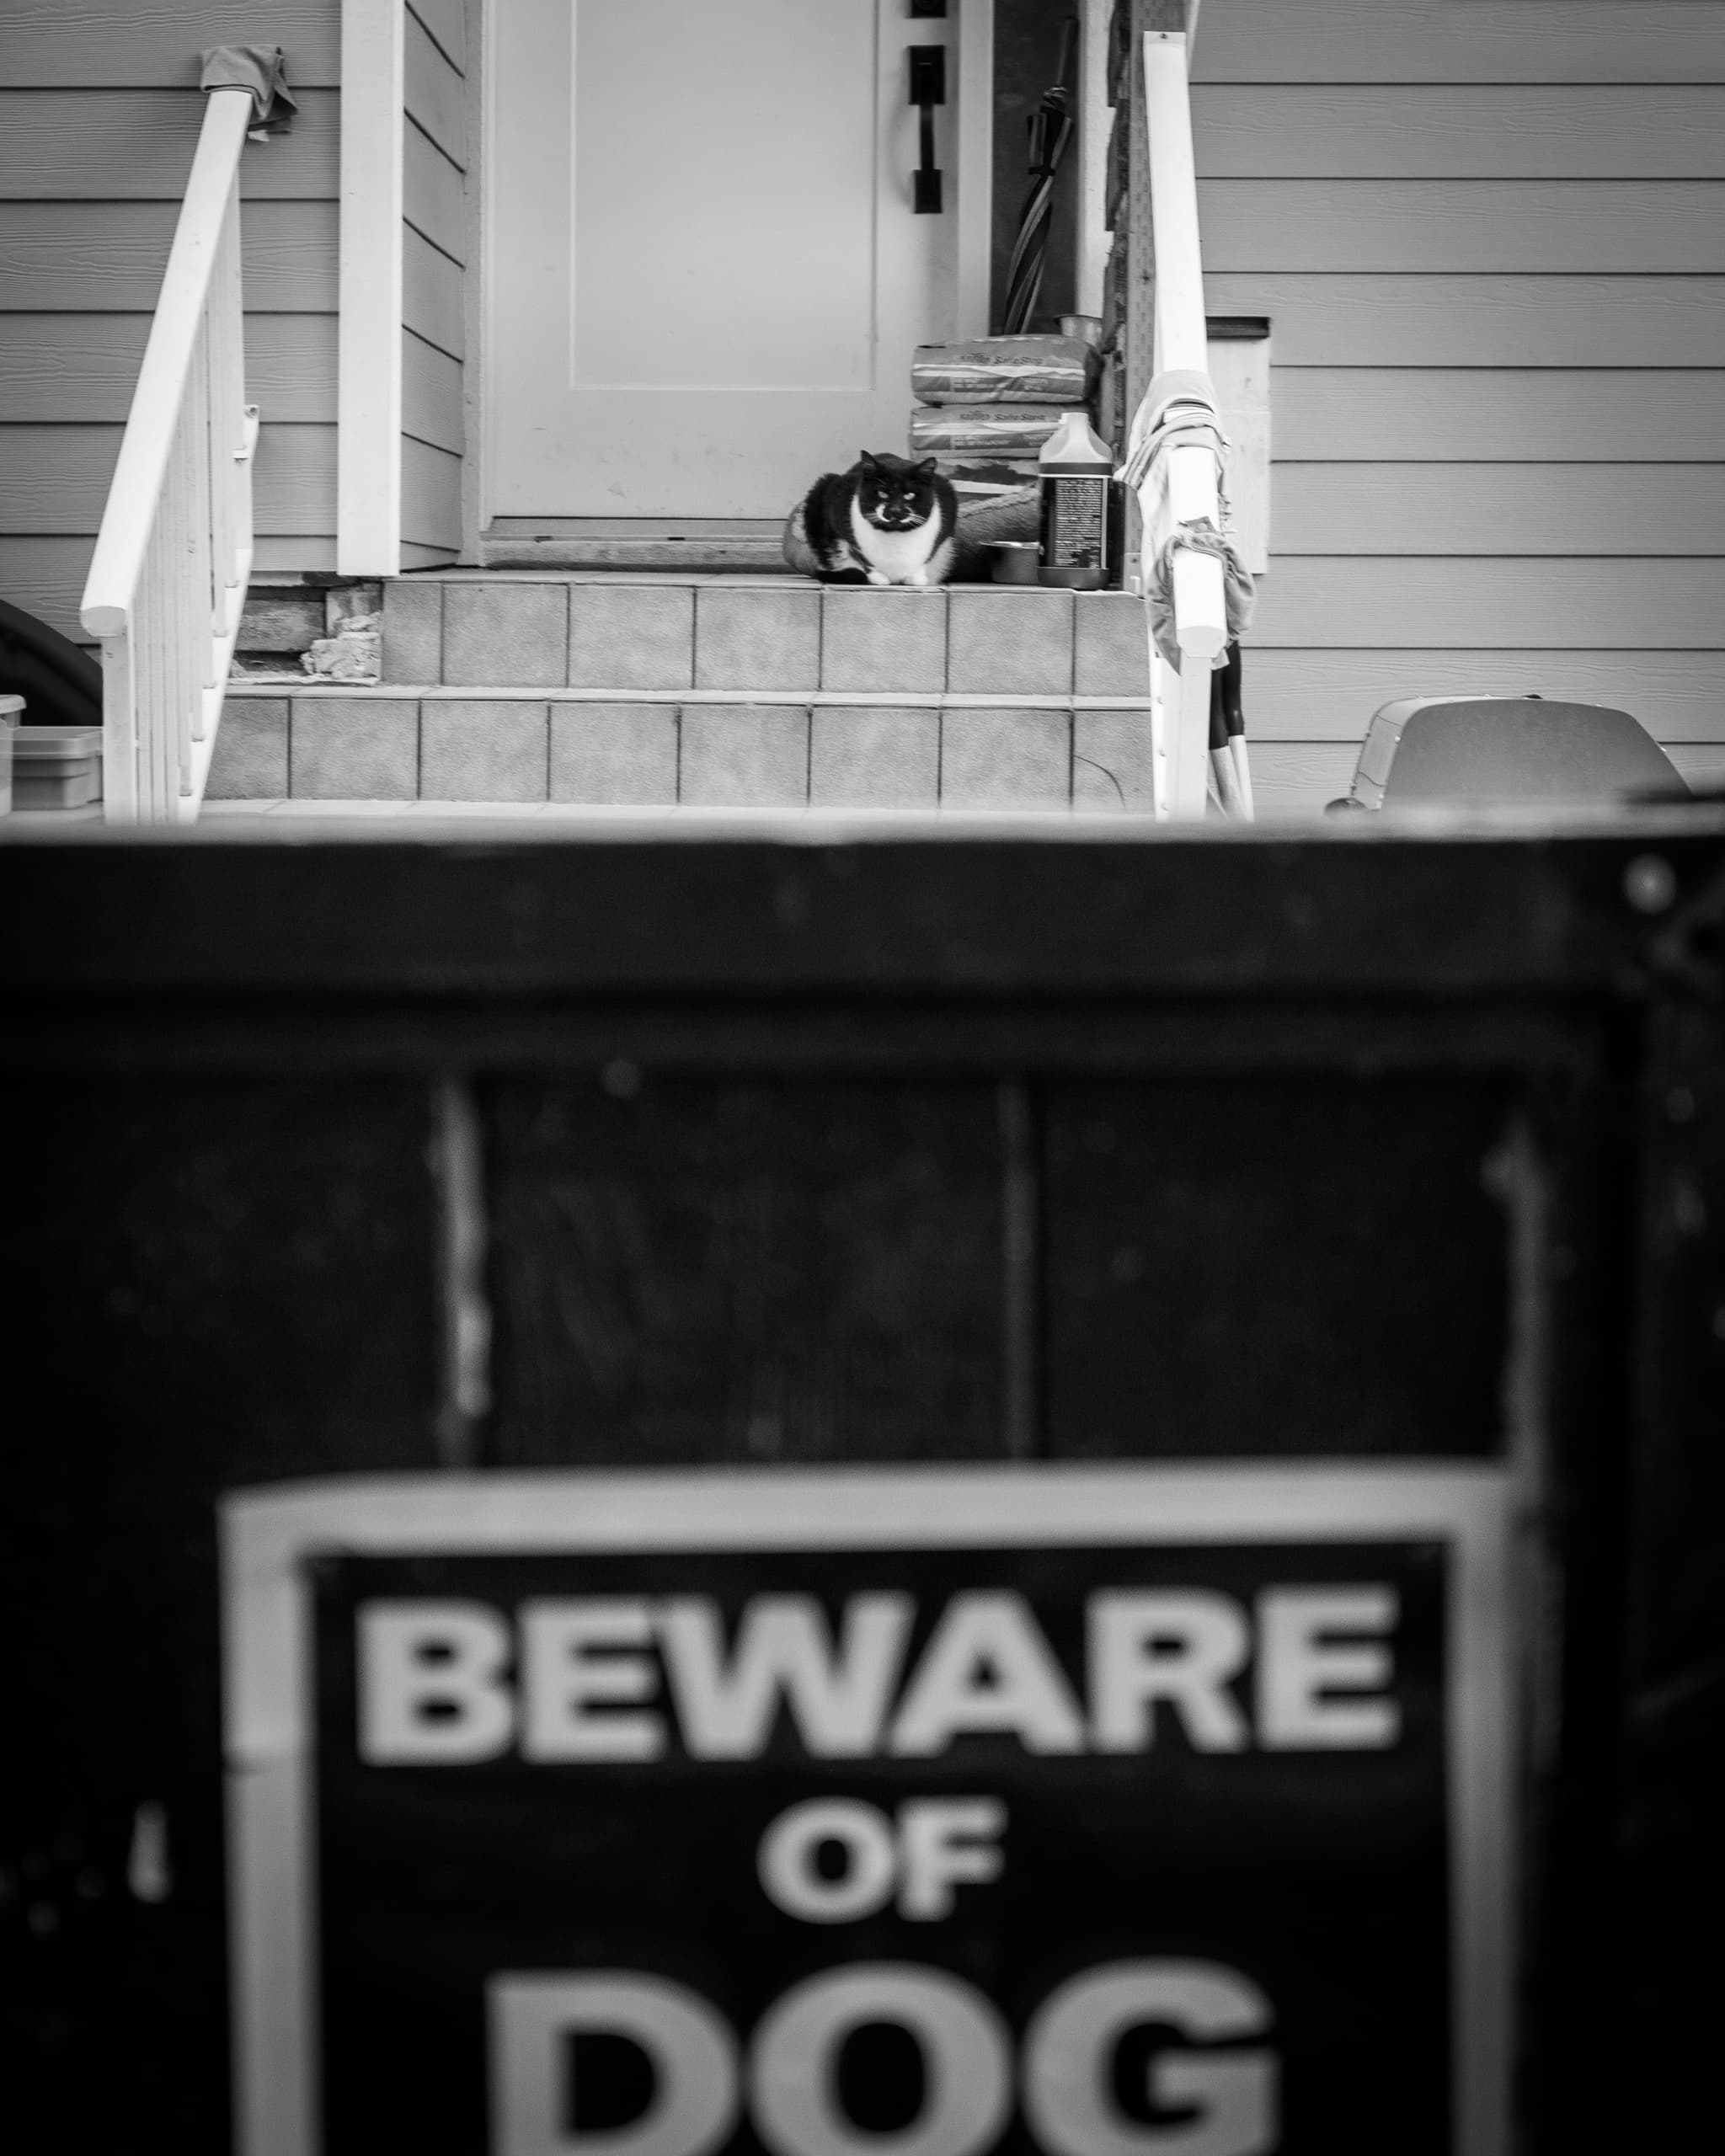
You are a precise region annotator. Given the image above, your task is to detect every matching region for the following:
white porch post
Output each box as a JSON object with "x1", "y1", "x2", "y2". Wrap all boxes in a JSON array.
[{"x1": 338, "y1": 0, "x2": 406, "y2": 574}]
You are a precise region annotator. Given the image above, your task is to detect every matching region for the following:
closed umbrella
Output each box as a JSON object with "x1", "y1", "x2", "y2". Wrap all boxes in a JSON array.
[{"x1": 1001, "y1": 18, "x2": 1079, "y2": 335}]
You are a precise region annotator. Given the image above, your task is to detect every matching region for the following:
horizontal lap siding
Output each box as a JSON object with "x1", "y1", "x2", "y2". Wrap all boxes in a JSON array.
[
  {"x1": 1196, "y1": 3, "x2": 1725, "y2": 85},
  {"x1": 0, "y1": 88, "x2": 339, "y2": 198},
  {"x1": 0, "y1": 202, "x2": 339, "y2": 311},
  {"x1": 1191, "y1": 1, "x2": 1725, "y2": 814},
  {"x1": 0, "y1": 1, "x2": 341, "y2": 640},
  {"x1": 402, "y1": 3, "x2": 467, "y2": 558},
  {"x1": 0, "y1": 422, "x2": 337, "y2": 536},
  {"x1": 1273, "y1": 371, "x2": 1725, "y2": 462}
]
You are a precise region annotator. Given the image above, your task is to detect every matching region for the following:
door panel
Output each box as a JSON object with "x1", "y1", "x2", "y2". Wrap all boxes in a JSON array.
[{"x1": 488, "y1": 0, "x2": 968, "y2": 517}]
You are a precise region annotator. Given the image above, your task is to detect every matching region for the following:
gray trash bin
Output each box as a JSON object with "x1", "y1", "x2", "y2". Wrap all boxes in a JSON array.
[{"x1": 1340, "y1": 696, "x2": 1685, "y2": 812}]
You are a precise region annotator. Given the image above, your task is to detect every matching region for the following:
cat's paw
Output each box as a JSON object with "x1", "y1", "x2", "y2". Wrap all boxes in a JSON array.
[
  {"x1": 866, "y1": 568, "x2": 892, "y2": 588},
  {"x1": 907, "y1": 570, "x2": 931, "y2": 588}
]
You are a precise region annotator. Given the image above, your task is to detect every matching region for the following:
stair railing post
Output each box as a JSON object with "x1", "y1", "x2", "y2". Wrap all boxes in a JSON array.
[
  {"x1": 1139, "y1": 27, "x2": 1226, "y2": 821},
  {"x1": 82, "y1": 83, "x2": 255, "y2": 824}
]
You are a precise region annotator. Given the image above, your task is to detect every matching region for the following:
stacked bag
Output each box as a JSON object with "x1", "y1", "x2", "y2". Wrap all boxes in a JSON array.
[{"x1": 908, "y1": 334, "x2": 1100, "y2": 489}]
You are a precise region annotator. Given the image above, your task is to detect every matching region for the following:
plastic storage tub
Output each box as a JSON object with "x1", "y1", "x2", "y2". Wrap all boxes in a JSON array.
[
  {"x1": 13, "y1": 723, "x2": 104, "y2": 810},
  {"x1": 0, "y1": 695, "x2": 20, "y2": 814}
]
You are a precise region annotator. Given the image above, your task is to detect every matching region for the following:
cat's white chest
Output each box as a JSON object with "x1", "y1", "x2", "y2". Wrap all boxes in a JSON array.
[{"x1": 849, "y1": 499, "x2": 951, "y2": 587}]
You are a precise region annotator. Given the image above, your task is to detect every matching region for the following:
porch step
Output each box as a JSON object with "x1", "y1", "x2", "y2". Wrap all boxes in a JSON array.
[
  {"x1": 377, "y1": 572, "x2": 1151, "y2": 701},
  {"x1": 211, "y1": 681, "x2": 1155, "y2": 814},
  {"x1": 209, "y1": 574, "x2": 1158, "y2": 814}
]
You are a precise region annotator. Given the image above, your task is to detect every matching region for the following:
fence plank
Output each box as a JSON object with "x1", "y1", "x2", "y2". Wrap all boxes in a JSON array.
[
  {"x1": 486, "y1": 1081, "x2": 1010, "y2": 1466},
  {"x1": 1045, "y1": 1076, "x2": 1509, "y2": 1449}
]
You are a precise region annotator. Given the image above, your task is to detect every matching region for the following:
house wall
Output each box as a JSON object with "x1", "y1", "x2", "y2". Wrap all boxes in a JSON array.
[
  {"x1": 0, "y1": 2, "x2": 344, "y2": 640},
  {"x1": 1189, "y1": 0, "x2": 1725, "y2": 810},
  {"x1": 400, "y1": 0, "x2": 467, "y2": 563}
]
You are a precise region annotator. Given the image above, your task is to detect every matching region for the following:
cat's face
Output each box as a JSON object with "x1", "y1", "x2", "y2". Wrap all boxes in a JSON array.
[{"x1": 857, "y1": 452, "x2": 941, "y2": 531}]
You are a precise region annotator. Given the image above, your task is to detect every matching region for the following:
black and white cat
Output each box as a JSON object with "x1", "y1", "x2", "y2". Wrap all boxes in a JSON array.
[{"x1": 800, "y1": 451, "x2": 958, "y2": 587}]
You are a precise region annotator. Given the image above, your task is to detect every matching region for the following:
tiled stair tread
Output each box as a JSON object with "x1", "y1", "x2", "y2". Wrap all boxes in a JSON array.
[
  {"x1": 196, "y1": 800, "x2": 1167, "y2": 828},
  {"x1": 206, "y1": 696, "x2": 1157, "y2": 814},
  {"x1": 379, "y1": 575, "x2": 1152, "y2": 697},
  {"x1": 223, "y1": 578, "x2": 1158, "y2": 814}
]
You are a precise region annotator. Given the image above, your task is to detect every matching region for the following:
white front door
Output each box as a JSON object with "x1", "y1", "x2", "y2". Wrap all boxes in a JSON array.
[{"x1": 486, "y1": 0, "x2": 985, "y2": 519}]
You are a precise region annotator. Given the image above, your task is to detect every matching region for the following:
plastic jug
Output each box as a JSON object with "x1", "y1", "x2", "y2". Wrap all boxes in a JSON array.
[{"x1": 1037, "y1": 412, "x2": 1115, "y2": 590}]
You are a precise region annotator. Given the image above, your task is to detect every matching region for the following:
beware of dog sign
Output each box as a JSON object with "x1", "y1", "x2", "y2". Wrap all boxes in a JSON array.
[{"x1": 222, "y1": 1467, "x2": 1511, "y2": 2156}]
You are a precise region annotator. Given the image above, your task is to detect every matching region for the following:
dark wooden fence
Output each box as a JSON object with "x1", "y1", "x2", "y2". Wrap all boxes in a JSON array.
[{"x1": 3, "y1": 824, "x2": 1721, "y2": 2151}]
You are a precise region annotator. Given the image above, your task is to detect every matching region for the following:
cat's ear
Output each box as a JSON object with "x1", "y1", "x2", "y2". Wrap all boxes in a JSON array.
[
  {"x1": 914, "y1": 457, "x2": 939, "y2": 478},
  {"x1": 857, "y1": 451, "x2": 879, "y2": 472}
]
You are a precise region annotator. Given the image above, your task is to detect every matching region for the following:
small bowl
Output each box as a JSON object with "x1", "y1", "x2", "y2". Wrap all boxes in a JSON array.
[{"x1": 991, "y1": 542, "x2": 1040, "y2": 585}]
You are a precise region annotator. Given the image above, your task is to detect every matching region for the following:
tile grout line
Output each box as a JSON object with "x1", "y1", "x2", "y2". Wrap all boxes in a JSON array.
[
  {"x1": 232, "y1": 687, "x2": 1155, "y2": 711},
  {"x1": 1066, "y1": 590, "x2": 1076, "y2": 807}
]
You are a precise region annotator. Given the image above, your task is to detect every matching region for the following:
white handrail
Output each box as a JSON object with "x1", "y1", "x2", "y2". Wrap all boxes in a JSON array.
[
  {"x1": 1134, "y1": 28, "x2": 1232, "y2": 821},
  {"x1": 82, "y1": 86, "x2": 259, "y2": 824}
]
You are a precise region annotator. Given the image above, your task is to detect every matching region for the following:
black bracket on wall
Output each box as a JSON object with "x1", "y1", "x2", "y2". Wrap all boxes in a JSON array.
[
  {"x1": 909, "y1": 1, "x2": 948, "y2": 18},
  {"x1": 909, "y1": 45, "x2": 947, "y2": 214}
]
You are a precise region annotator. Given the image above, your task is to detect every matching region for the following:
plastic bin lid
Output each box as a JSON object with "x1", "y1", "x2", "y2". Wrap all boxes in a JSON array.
[
  {"x1": 13, "y1": 724, "x2": 102, "y2": 758},
  {"x1": 0, "y1": 694, "x2": 24, "y2": 718},
  {"x1": 1384, "y1": 700, "x2": 1679, "y2": 807}
]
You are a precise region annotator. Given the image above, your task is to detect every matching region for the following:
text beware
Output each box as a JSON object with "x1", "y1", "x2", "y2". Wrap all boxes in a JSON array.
[{"x1": 359, "y1": 1586, "x2": 1400, "y2": 1765}]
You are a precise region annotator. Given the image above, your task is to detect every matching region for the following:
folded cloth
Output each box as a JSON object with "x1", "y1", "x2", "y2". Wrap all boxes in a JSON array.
[
  {"x1": 1115, "y1": 367, "x2": 1226, "y2": 494},
  {"x1": 1146, "y1": 524, "x2": 1255, "y2": 672},
  {"x1": 1117, "y1": 368, "x2": 1254, "y2": 669},
  {"x1": 200, "y1": 45, "x2": 297, "y2": 138}
]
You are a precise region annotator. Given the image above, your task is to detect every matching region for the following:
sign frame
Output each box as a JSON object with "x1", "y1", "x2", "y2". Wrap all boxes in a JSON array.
[{"x1": 222, "y1": 1464, "x2": 1514, "y2": 2156}]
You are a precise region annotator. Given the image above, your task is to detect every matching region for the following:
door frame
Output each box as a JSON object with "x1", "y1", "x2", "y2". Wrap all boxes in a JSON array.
[
  {"x1": 471, "y1": 0, "x2": 996, "y2": 547},
  {"x1": 333, "y1": 0, "x2": 996, "y2": 570},
  {"x1": 337, "y1": 0, "x2": 408, "y2": 573}
]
